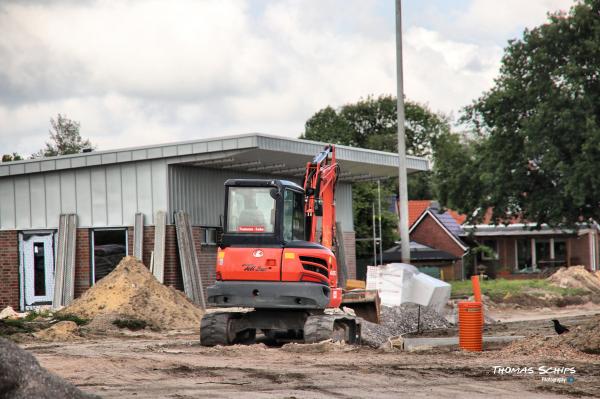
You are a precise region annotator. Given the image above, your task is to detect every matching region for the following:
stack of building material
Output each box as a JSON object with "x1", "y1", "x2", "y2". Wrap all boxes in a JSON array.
[
  {"x1": 133, "y1": 213, "x2": 144, "y2": 261},
  {"x1": 152, "y1": 211, "x2": 166, "y2": 283},
  {"x1": 53, "y1": 214, "x2": 77, "y2": 308},
  {"x1": 174, "y1": 211, "x2": 206, "y2": 308}
]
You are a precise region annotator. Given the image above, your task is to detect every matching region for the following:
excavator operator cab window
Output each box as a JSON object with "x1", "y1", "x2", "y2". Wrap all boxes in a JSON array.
[
  {"x1": 283, "y1": 189, "x2": 305, "y2": 241},
  {"x1": 227, "y1": 187, "x2": 276, "y2": 233}
]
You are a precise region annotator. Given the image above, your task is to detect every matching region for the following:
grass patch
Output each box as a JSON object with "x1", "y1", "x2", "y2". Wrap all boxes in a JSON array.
[
  {"x1": 53, "y1": 313, "x2": 89, "y2": 326},
  {"x1": 0, "y1": 318, "x2": 33, "y2": 335},
  {"x1": 23, "y1": 309, "x2": 52, "y2": 322},
  {"x1": 112, "y1": 318, "x2": 147, "y2": 331},
  {"x1": 451, "y1": 278, "x2": 588, "y2": 300}
]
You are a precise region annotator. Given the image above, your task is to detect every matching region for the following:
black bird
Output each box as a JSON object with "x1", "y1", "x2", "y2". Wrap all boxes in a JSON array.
[{"x1": 552, "y1": 319, "x2": 570, "y2": 335}]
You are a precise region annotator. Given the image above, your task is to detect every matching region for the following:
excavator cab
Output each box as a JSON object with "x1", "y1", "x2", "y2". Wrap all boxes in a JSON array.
[{"x1": 207, "y1": 179, "x2": 343, "y2": 310}]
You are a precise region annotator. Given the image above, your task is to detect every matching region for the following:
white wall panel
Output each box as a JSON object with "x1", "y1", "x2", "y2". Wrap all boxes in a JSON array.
[
  {"x1": 121, "y1": 164, "x2": 137, "y2": 226},
  {"x1": 29, "y1": 175, "x2": 46, "y2": 228},
  {"x1": 60, "y1": 171, "x2": 77, "y2": 214},
  {"x1": 14, "y1": 177, "x2": 30, "y2": 228},
  {"x1": 0, "y1": 179, "x2": 15, "y2": 229},
  {"x1": 45, "y1": 174, "x2": 61, "y2": 228},
  {"x1": 91, "y1": 168, "x2": 107, "y2": 226},
  {"x1": 106, "y1": 165, "x2": 123, "y2": 226},
  {"x1": 75, "y1": 169, "x2": 92, "y2": 227},
  {"x1": 136, "y1": 163, "x2": 153, "y2": 221}
]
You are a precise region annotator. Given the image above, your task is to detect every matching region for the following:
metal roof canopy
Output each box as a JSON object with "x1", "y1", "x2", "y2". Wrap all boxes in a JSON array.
[{"x1": 0, "y1": 133, "x2": 428, "y2": 182}]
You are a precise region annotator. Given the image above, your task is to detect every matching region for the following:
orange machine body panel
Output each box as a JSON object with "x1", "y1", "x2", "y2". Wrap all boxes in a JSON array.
[{"x1": 217, "y1": 245, "x2": 342, "y2": 308}]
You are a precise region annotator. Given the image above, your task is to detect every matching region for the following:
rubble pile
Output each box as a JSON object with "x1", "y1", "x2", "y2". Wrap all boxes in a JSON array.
[
  {"x1": 361, "y1": 304, "x2": 452, "y2": 347},
  {"x1": 33, "y1": 321, "x2": 81, "y2": 342},
  {"x1": 59, "y1": 256, "x2": 203, "y2": 331},
  {"x1": 547, "y1": 266, "x2": 600, "y2": 293},
  {"x1": 0, "y1": 337, "x2": 98, "y2": 398},
  {"x1": 502, "y1": 315, "x2": 600, "y2": 359}
]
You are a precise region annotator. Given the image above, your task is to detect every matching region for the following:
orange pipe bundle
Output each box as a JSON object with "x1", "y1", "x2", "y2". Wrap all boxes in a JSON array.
[{"x1": 458, "y1": 301, "x2": 483, "y2": 351}]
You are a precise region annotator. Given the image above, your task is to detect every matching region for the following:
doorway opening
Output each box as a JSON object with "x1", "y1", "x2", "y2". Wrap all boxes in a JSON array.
[
  {"x1": 92, "y1": 229, "x2": 128, "y2": 283},
  {"x1": 19, "y1": 232, "x2": 55, "y2": 309}
]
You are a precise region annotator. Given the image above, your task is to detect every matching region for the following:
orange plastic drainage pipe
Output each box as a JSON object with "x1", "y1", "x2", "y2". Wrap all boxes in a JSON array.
[
  {"x1": 471, "y1": 275, "x2": 482, "y2": 303},
  {"x1": 458, "y1": 301, "x2": 483, "y2": 351}
]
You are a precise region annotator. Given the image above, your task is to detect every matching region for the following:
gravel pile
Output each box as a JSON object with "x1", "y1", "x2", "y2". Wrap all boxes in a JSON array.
[
  {"x1": 0, "y1": 337, "x2": 98, "y2": 398},
  {"x1": 361, "y1": 304, "x2": 452, "y2": 347}
]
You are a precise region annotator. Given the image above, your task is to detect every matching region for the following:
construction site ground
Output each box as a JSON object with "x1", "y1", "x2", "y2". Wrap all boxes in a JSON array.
[{"x1": 23, "y1": 308, "x2": 600, "y2": 399}]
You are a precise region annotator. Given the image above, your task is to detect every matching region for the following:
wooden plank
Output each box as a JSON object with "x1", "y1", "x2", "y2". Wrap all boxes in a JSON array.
[
  {"x1": 174, "y1": 211, "x2": 205, "y2": 308},
  {"x1": 63, "y1": 214, "x2": 77, "y2": 305},
  {"x1": 52, "y1": 214, "x2": 67, "y2": 309},
  {"x1": 133, "y1": 213, "x2": 144, "y2": 260},
  {"x1": 153, "y1": 211, "x2": 166, "y2": 283},
  {"x1": 335, "y1": 222, "x2": 348, "y2": 289}
]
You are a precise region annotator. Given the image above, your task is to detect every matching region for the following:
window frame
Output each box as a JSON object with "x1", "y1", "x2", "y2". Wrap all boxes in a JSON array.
[{"x1": 481, "y1": 239, "x2": 499, "y2": 260}]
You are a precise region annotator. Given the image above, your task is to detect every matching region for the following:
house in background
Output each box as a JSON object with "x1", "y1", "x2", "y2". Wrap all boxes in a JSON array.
[
  {"x1": 382, "y1": 241, "x2": 460, "y2": 280},
  {"x1": 463, "y1": 217, "x2": 599, "y2": 277}
]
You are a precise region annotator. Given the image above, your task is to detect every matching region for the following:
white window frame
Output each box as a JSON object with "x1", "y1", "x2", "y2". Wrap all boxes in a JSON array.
[
  {"x1": 481, "y1": 239, "x2": 499, "y2": 260},
  {"x1": 91, "y1": 227, "x2": 129, "y2": 284}
]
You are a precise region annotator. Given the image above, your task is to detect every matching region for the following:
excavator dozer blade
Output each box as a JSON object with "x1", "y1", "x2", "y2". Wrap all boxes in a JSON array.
[{"x1": 340, "y1": 290, "x2": 381, "y2": 324}]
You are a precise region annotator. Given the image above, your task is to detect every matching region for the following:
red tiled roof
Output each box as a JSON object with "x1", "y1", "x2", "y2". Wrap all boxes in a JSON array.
[
  {"x1": 406, "y1": 200, "x2": 467, "y2": 227},
  {"x1": 408, "y1": 200, "x2": 432, "y2": 227}
]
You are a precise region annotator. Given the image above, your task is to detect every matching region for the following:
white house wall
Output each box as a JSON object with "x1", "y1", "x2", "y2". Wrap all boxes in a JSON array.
[{"x1": 0, "y1": 159, "x2": 168, "y2": 230}]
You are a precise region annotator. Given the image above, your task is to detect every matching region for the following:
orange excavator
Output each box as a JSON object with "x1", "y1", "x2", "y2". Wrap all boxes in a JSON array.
[{"x1": 200, "y1": 145, "x2": 378, "y2": 346}]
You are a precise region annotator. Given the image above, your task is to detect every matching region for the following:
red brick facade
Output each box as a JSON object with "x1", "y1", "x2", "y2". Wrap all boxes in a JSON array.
[
  {"x1": 409, "y1": 213, "x2": 466, "y2": 280},
  {"x1": 0, "y1": 231, "x2": 19, "y2": 310},
  {"x1": 1, "y1": 225, "x2": 357, "y2": 309}
]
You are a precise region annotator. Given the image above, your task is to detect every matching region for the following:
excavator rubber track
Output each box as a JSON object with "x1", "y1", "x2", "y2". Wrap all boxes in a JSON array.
[
  {"x1": 200, "y1": 311, "x2": 361, "y2": 346},
  {"x1": 303, "y1": 314, "x2": 361, "y2": 344}
]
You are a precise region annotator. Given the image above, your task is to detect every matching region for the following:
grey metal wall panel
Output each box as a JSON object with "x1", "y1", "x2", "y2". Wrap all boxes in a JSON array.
[
  {"x1": 151, "y1": 160, "x2": 168, "y2": 224},
  {"x1": 14, "y1": 177, "x2": 30, "y2": 228},
  {"x1": 121, "y1": 163, "x2": 137, "y2": 226},
  {"x1": 136, "y1": 163, "x2": 153, "y2": 222},
  {"x1": 0, "y1": 158, "x2": 170, "y2": 230},
  {"x1": 336, "y1": 183, "x2": 354, "y2": 231},
  {"x1": 0, "y1": 179, "x2": 15, "y2": 229},
  {"x1": 106, "y1": 165, "x2": 123, "y2": 226},
  {"x1": 91, "y1": 168, "x2": 108, "y2": 226},
  {"x1": 75, "y1": 169, "x2": 92, "y2": 227},
  {"x1": 169, "y1": 166, "x2": 355, "y2": 231},
  {"x1": 45, "y1": 174, "x2": 61, "y2": 228},
  {"x1": 60, "y1": 171, "x2": 77, "y2": 214},
  {"x1": 29, "y1": 175, "x2": 46, "y2": 228}
]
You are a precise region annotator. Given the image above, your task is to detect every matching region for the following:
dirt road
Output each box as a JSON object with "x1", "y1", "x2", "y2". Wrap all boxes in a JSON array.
[{"x1": 24, "y1": 325, "x2": 599, "y2": 399}]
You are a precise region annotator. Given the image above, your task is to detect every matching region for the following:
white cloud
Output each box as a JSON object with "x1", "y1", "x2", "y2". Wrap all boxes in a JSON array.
[{"x1": 0, "y1": 0, "x2": 576, "y2": 156}]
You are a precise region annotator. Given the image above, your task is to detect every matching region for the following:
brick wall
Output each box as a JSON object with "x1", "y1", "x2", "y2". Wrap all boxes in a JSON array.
[
  {"x1": 570, "y1": 233, "x2": 591, "y2": 269},
  {"x1": 192, "y1": 227, "x2": 218, "y2": 299},
  {"x1": 74, "y1": 229, "x2": 91, "y2": 298},
  {"x1": 342, "y1": 231, "x2": 357, "y2": 280},
  {"x1": 410, "y1": 213, "x2": 466, "y2": 280},
  {"x1": 0, "y1": 231, "x2": 19, "y2": 310}
]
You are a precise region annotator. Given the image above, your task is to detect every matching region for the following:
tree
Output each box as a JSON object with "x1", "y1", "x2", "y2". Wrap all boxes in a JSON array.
[
  {"x1": 440, "y1": 0, "x2": 600, "y2": 226},
  {"x1": 1, "y1": 153, "x2": 23, "y2": 162},
  {"x1": 302, "y1": 95, "x2": 452, "y2": 257},
  {"x1": 35, "y1": 114, "x2": 93, "y2": 157}
]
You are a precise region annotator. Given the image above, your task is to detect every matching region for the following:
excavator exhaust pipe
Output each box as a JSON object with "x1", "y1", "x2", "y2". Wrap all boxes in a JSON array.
[{"x1": 340, "y1": 290, "x2": 381, "y2": 324}]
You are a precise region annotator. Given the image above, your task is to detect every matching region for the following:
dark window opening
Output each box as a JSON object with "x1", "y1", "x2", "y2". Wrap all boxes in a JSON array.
[
  {"x1": 33, "y1": 242, "x2": 46, "y2": 296},
  {"x1": 283, "y1": 189, "x2": 305, "y2": 241},
  {"x1": 516, "y1": 239, "x2": 531, "y2": 270},
  {"x1": 93, "y1": 229, "x2": 127, "y2": 283}
]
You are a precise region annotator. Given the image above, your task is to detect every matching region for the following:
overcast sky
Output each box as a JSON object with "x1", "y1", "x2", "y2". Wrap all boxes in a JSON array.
[{"x1": 0, "y1": 0, "x2": 573, "y2": 156}]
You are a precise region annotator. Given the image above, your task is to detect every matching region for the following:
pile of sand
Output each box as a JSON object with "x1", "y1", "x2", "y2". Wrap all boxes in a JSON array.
[
  {"x1": 547, "y1": 266, "x2": 600, "y2": 293},
  {"x1": 59, "y1": 256, "x2": 203, "y2": 331},
  {"x1": 33, "y1": 321, "x2": 81, "y2": 342},
  {"x1": 502, "y1": 315, "x2": 600, "y2": 358}
]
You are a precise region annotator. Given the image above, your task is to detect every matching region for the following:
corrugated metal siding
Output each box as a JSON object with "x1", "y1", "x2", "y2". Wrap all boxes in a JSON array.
[
  {"x1": 169, "y1": 166, "x2": 354, "y2": 231},
  {"x1": 0, "y1": 159, "x2": 168, "y2": 230}
]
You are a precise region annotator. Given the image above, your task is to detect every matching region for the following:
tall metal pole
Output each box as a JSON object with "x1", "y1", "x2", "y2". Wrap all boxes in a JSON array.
[
  {"x1": 395, "y1": 0, "x2": 410, "y2": 263},
  {"x1": 372, "y1": 202, "x2": 377, "y2": 266},
  {"x1": 377, "y1": 180, "x2": 383, "y2": 265}
]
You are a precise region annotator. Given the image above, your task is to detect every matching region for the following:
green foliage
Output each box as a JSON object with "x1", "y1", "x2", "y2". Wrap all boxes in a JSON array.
[
  {"x1": 1, "y1": 153, "x2": 23, "y2": 162},
  {"x1": 302, "y1": 95, "x2": 451, "y2": 257},
  {"x1": 112, "y1": 318, "x2": 147, "y2": 331},
  {"x1": 450, "y1": 278, "x2": 588, "y2": 298},
  {"x1": 23, "y1": 309, "x2": 52, "y2": 322},
  {"x1": 35, "y1": 114, "x2": 94, "y2": 157},
  {"x1": 53, "y1": 313, "x2": 89, "y2": 326},
  {"x1": 444, "y1": 1, "x2": 600, "y2": 226}
]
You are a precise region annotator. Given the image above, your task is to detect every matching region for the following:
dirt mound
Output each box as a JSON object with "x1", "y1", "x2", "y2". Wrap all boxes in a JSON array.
[
  {"x1": 502, "y1": 315, "x2": 600, "y2": 358},
  {"x1": 0, "y1": 337, "x2": 98, "y2": 398},
  {"x1": 34, "y1": 321, "x2": 81, "y2": 342},
  {"x1": 59, "y1": 256, "x2": 203, "y2": 331},
  {"x1": 547, "y1": 266, "x2": 600, "y2": 293},
  {"x1": 361, "y1": 304, "x2": 452, "y2": 347}
]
